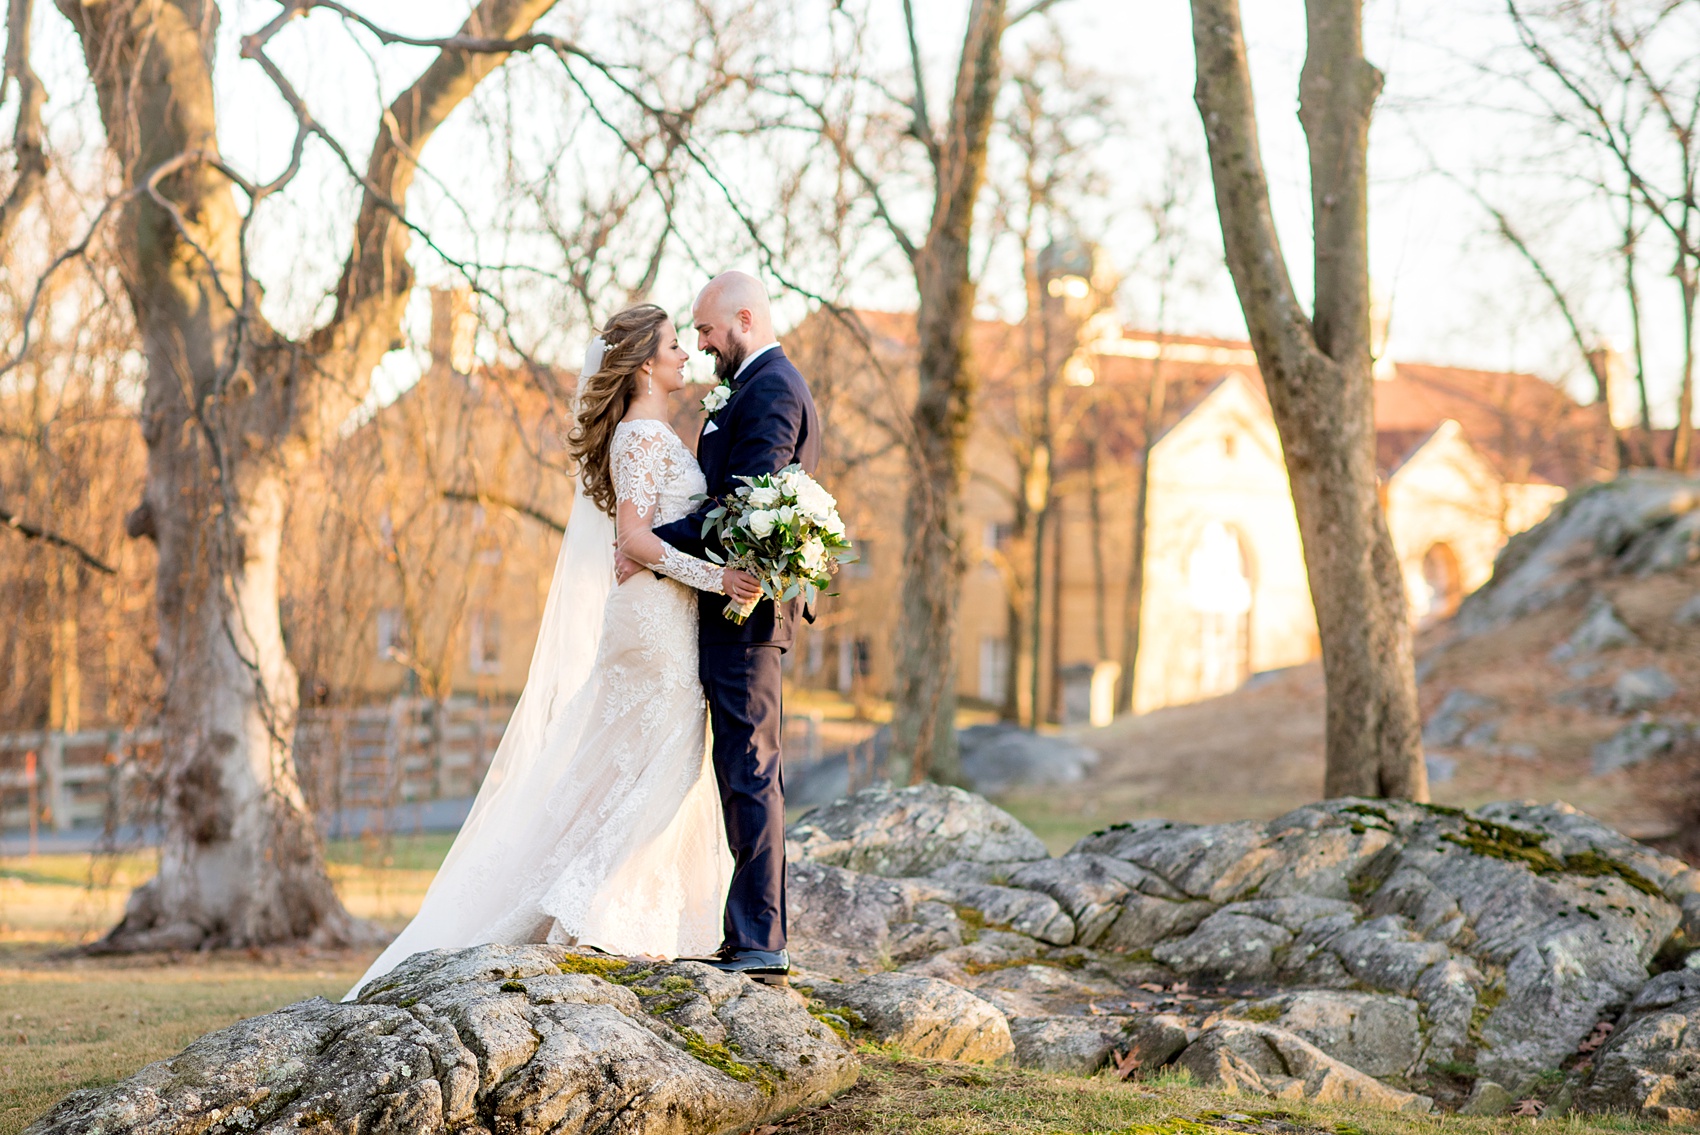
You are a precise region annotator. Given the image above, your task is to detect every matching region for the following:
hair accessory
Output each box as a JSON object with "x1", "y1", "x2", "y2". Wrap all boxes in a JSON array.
[{"x1": 580, "y1": 337, "x2": 607, "y2": 380}]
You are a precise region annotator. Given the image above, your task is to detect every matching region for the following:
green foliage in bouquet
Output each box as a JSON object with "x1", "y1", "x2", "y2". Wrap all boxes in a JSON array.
[{"x1": 695, "y1": 464, "x2": 857, "y2": 624}]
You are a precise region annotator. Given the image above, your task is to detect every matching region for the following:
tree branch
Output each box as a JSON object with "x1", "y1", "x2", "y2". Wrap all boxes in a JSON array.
[
  {"x1": 900, "y1": 0, "x2": 939, "y2": 166},
  {"x1": 1189, "y1": 0, "x2": 1319, "y2": 376},
  {"x1": 301, "y1": 0, "x2": 562, "y2": 433},
  {"x1": 0, "y1": 507, "x2": 118, "y2": 574},
  {"x1": 0, "y1": 0, "x2": 47, "y2": 246},
  {"x1": 1459, "y1": 177, "x2": 1601, "y2": 393},
  {"x1": 443, "y1": 489, "x2": 565, "y2": 534},
  {"x1": 1008, "y1": 0, "x2": 1068, "y2": 27}
]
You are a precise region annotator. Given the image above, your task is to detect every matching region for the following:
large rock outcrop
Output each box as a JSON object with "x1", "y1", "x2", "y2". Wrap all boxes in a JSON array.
[
  {"x1": 784, "y1": 783, "x2": 1698, "y2": 1123},
  {"x1": 26, "y1": 945, "x2": 857, "y2": 1135},
  {"x1": 26, "y1": 781, "x2": 1700, "y2": 1131}
]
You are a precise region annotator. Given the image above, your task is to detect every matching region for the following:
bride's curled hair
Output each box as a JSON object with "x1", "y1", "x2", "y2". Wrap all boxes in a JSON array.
[{"x1": 569, "y1": 303, "x2": 671, "y2": 517}]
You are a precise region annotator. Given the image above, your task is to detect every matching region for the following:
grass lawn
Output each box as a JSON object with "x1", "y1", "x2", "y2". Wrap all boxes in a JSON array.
[
  {"x1": 749, "y1": 1053, "x2": 1667, "y2": 1134},
  {"x1": 0, "y1": 835, "x2": 445, "y2": 1135},
  {"x1": 0, "y1": 835, "x2": 1679, "y2": 1135}
]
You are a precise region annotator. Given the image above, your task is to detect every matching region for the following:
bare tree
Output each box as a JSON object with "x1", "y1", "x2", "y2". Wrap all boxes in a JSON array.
[
  {"x1": 1116, "y1": 143, "x2": 1199, "y2": 713},
  {"x1": 1, "y1": 202, "x2": 151, "y2": 744},
  {"x1": 14, "y1": 0, "x2": 645, "y2": 950},
  {"x1": 1190, "y1": 0, "x2": 1426, "y2": 800},
  {"x1": 792, "y1": 0, "x2": 1075, "y2": 781},
  {"x1": 1501, "y1": 0, "x2": 1700, "y2": 469}
]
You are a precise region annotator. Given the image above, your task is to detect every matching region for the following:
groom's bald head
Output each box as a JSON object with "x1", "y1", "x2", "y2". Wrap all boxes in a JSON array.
[{"x1": 693, "y1": 271, "x2": 776, "y2": 382}]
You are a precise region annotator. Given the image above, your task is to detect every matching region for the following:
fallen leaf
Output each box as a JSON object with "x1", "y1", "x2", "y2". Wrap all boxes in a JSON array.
[
  {"x1": 1111, "y1": 1047, "x2": 1143, "y2": 1081},
  {"x1": 1576, "y1": 1020, "x2": 1614, "y2": 1054},
  {"x1": 1172, "y1": 981, "x2": 1190, "y2": 993},
  {"x1": 1512, "y1": 1099, "x2": 1544, "y2": 1118},
  {"x1": 1138, "y1": 983, "x2": 1166, "y2": 993}
]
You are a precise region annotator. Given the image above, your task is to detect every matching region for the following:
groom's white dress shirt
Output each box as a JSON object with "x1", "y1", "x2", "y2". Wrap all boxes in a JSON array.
[{"x1": 733, "y1": 341, "x2": 780, "y2": 381}]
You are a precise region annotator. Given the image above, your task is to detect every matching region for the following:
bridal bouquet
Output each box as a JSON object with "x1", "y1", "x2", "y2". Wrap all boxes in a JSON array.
[{"x1": 697, "y1": 464, "x2": 855, "y2": 624}]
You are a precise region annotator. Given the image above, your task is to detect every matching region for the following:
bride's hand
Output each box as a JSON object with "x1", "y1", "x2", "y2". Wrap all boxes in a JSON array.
[{"x1": 722, "y1": 568, "x2": 760, "y2": 602}]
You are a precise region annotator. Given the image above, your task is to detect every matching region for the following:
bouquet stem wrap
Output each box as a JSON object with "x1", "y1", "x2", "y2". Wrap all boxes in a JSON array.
[{"x1": 725, "y1": 593, "x2": 761, "y2": 624}]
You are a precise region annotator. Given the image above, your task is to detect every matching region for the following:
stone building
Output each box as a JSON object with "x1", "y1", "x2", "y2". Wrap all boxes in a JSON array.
[
  {"x1": 283, "y1": 290, "x2": 579, "y2": 706},
  {"x1": 789, "y1": 311, "x2": 1611, "y2": 722},
  {"x1": 280, "y1": 296, "x2": 1611, "y2": 725}
]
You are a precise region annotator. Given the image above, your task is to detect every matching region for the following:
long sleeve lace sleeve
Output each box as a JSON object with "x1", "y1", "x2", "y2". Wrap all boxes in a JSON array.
[
  {"x1": 654, "y1": 544, "x2": 726, "y2": 594},
  {"x1": 612, "y1": 423, "x2": 726, "y2": 595}
]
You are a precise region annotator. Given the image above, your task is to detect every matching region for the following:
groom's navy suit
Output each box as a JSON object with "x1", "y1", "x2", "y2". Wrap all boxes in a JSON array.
[{"x1": 652, "y1": 346, "x2": 819, "y2": 953}]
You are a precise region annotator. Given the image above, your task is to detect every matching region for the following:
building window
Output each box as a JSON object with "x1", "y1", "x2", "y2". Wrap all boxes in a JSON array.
[
  {"x1": 376, "y1": 608, "x2": 405, "y2": 661},
  {"x1": 1412, "y1": 543, "x2": 1462, "y2": 627},
  {"x1": 1185, "y1": 522, "x2": 1253, "y2": 698},
  {"x1": 978, "y1": 636, "x2": 1010, "y2": 704},
  {"x1": 836, "y1": 635, "x2": 873, "y2": 693},
  {"x1": 984, "y1": 521, "x2": 1015, "y2": 551},
  {"x1": 469, "y1": 610, "x2": 502, "y2": 674}
]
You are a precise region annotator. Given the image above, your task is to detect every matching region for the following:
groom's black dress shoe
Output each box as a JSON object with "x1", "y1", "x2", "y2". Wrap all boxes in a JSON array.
[{"x1": 683, "y1": 947, "x2": 791, "y2": 987}]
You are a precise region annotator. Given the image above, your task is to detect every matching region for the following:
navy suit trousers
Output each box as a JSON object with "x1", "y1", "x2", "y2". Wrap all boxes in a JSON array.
[{"x1": 701, "y1": 642, "x2": 787, "y2": 952}]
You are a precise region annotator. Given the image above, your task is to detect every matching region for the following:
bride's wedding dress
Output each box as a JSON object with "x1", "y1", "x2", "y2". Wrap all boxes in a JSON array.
[{"x1": 349, "y1": 418, "x2": 733, "y2": 997}]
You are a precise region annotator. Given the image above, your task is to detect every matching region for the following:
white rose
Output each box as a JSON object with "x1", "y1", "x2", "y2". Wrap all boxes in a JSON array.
[
  {"x1": 701, "y1": 384, "x2": 731, "y2": 414},
  {"x1": 799, "y1": 537, "x2": 827, "y2": 572},
  {"x1": 795, "y1": 480, "x2": 836, "y2": 521},
  {"x1": 822, "y1": 513, "x2": 846, "y2": 538},
  {"x1": 775, "y1": 505, "x2": 796, "y2": 526},
  {"x1": 778, "y1": 470, "x2": 806, "y2": 498},
  {"x1": 748, "y1": 486, "x2": 780, "y2": 507},
  {"x1": 746, "y1": 509, "x2": 776, "y2": 538}
]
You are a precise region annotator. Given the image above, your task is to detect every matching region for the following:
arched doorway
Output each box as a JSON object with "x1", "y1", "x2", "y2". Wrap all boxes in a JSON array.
[
  {"x1": 1185, "y1": 521, "x2": 1253, "y2": 698},
  {"x1": 1412, "y1": 543, "x2": 1462, "y2": 627}
]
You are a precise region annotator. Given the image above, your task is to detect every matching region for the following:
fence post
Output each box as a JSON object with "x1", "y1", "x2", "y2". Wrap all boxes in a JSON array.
[
  {"x1": 43, "y1": 732, "x2": 69, "y2": 833},
  {"x1": 806, "y1": 711, "x2": 821, "y2": 765}
]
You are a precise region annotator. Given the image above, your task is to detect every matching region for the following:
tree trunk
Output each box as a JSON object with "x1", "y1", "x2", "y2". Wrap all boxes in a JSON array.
[
  {"x1": 1676, "y1": 264, "x2": 1695, "y2": 471},
  {"x1": 1085, "y1": 430, "x2": 1110, "y2": 662},
  {"x1": 1189, "y1": 0, "x2": 1426, "y2": 800},
  {"x1": 1118, "y1": 351, "x2": 1167, "y2": 713},
  {"x1": 57, "y1": 0, "x2": 559, "y2": 949},
  {"x1": 0, "y1": 0, "x2": 47, "y2": 245},
  {"x1": 1623, "y1": 202, "x2": 1655, "y2": 438},
  {"x1": 891, "y1": 0, "x2": 1009, "y2": 784},
  {"x1": 999, "y1": 488, "x2": 1031, "y2": 723}
]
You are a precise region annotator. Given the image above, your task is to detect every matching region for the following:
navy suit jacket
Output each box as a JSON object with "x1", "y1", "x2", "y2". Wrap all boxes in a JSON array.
[{"x1": 653, "y1": 346, "x2": 821, "y2": 648}]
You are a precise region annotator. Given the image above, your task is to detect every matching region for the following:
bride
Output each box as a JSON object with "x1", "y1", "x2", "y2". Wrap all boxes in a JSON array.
[{"x1": 349, "y1": 303, "x2": 760, "y2": 997}]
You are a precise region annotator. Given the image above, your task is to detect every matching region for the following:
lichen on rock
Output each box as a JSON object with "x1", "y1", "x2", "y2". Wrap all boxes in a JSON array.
[{"x1": 25, "y1": 945, "x2": 858, "y2": 1135}]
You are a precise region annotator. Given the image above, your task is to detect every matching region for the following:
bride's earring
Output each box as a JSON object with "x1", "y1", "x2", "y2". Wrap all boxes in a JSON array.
[{"x1": 645, "y1": 366, "x2": 654, "y2": 396}]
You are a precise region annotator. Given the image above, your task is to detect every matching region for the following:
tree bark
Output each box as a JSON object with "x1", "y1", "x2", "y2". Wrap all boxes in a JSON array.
[
  {"x1": 891, "y1": 0, "x2": 1009, "y2": 784},
  {"x1": 55, "y1": 0, "x2": 558, "y2": 950},
  {"x1": 1189, "y1": 0, "x2": 1426, "y2": 800},
  {"x1": 1118, "y1": 349, "x2": 1167, "y2": 713},
  {"x1": 0, "y1": 0, "x2": 47, "y2": 246},
  {"x1": 1676, "y1": 261, "x2": 1696, "y2": 471}
]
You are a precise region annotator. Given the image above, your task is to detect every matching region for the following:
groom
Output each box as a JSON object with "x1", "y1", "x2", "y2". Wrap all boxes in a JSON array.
[{"x1": 622, "y1": 271, "x2": 819, "y2": 984}]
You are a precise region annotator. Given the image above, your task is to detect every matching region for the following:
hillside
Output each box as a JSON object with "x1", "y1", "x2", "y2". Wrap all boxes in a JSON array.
[{"x1": 1010, "y1": 473, "x2": 1700, "y2": 855}]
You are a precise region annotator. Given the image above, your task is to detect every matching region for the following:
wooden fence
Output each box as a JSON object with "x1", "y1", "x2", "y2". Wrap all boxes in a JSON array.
[
  {"x1": 0, "y1": 697, "x2": 515, "y2": 841},
  {"x1": 1, "y1": 698, "x2": 881, "y2": 841}
]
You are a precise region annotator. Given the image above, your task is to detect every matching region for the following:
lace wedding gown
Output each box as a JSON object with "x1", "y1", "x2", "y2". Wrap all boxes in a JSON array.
[{"x1": 350, "y1": 419, "x2": 733, "y2": 997}]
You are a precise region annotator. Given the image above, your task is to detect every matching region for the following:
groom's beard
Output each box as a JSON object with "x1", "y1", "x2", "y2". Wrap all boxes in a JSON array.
[{"x1": 712, "y1": 337, "x2": 748, "y2": 385}]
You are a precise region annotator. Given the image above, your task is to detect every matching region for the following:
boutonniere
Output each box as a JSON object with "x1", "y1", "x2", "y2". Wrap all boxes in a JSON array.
[{"x1": 700, "y1": 383, "x2": 732, "y2": 417}]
